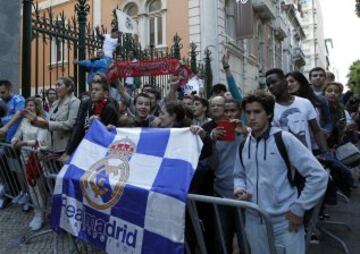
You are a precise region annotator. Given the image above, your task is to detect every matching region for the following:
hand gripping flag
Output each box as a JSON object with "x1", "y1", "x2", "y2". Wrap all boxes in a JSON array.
[{"x1": 51, "y1": 120, "x2": 203, "y2": 254}]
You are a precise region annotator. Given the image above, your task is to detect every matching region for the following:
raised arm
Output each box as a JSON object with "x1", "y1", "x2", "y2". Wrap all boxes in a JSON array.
[{"x1": 222, "y1": 53, "x2": 242, "y2": 101}]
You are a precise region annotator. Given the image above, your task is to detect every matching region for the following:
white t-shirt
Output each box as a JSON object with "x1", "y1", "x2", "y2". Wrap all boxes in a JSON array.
[
  {"x1": 103, "y1": 34, "x2": 118, "y2": 59},
  {"x1": 273, "y1": 96, "x2": 318, "y2": 150}
]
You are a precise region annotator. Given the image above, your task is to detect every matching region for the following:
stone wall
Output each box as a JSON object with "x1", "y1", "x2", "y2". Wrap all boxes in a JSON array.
[{"x1": 0, "y1": 1, "x2": 21, "y2": 92}]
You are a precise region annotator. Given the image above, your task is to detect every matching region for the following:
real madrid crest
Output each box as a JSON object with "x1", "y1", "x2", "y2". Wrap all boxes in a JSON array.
[{"x1": 80, "y1": 138, "x2": 135, "y2": 210}]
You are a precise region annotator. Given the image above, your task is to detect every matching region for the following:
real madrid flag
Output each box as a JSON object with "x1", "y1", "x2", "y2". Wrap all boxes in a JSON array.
[
  {"x1": 51, "y1": 120, "x2": 203, "y2": 254},
  {"x1": 116, "y1": 9, "x2": 138, "y2": 34}
]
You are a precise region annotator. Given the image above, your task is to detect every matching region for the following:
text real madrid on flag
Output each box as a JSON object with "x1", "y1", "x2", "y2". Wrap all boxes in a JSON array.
[{"x1": 51, "y1": 120, "x2": 203, "y2": 254}]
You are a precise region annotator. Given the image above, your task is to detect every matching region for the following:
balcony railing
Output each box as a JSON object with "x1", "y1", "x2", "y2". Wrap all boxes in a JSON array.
[{"x1": 253, "y1": 0, "x2": 277, "y2": 20}]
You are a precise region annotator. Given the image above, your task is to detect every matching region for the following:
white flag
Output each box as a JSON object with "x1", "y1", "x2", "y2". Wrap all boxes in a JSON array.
[{"x1": 116, "y1": 9, "x2": 138, "y2": 34}]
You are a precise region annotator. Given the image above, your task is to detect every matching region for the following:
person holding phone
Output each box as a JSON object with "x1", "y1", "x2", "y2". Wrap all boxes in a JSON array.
[{"x1": 202, "y1": 95, "x2": 247, "y2": 253}]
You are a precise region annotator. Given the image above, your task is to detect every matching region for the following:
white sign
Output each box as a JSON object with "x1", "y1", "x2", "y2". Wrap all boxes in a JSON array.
[{"x1": 183, "y1": 77, "x2": 202, "y2": 95}]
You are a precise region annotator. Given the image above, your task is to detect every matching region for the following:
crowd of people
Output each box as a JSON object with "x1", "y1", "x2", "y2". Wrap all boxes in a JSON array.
[{"x1": 0, "y1": 51, "x2": 359, "y2": 253}]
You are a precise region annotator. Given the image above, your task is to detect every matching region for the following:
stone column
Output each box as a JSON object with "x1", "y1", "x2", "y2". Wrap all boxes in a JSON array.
[
  {"x1": 0, "y1": 1, "x2": 21, "y2": 93},
  {"x1": 199, "y1": 0, "x2": 220, "y2": 84}
]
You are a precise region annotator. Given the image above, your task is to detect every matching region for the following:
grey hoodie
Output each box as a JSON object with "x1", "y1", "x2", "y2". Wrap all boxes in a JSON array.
[{"x1": 234, "y1": 127, "x2": 328, "y2": 217}]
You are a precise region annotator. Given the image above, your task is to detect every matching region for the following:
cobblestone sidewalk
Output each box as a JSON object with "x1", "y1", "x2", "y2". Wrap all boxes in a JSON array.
[{"x1": 0, "y1": 204, "x2": 106, "y2": 254}]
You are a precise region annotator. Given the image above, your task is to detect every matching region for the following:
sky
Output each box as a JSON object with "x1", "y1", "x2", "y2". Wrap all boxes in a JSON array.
[{"x1": 319, "y1": 0, "x2": 360, "y2": 86}]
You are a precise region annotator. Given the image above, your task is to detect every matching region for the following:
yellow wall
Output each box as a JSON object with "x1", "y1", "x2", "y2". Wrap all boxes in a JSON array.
[{"x1": 166, "y1": 0, "x2": 189, "y2": 58}]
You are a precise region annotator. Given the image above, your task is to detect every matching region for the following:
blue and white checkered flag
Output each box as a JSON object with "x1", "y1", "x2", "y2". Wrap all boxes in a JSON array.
[{"x1": 51, "y1": 120, "x2": 203, "y2": 253}]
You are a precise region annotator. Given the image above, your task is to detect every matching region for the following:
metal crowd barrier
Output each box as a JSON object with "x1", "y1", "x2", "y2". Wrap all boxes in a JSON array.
[
  {"x1": 0, "y1": 142, "x2": 63, "y2": 252},
  {"x1": 0, "y1": 142, "x2": 327, "y2": 254},
  {"x1": 0, "y1": 142, "x2": 108, "y2": 253},
  {"x1": 186, "y1": 194, "x2": 278, "y2": 254}
]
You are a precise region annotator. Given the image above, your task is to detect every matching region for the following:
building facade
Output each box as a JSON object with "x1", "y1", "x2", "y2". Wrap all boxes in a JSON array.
[
  {"x1": 31, "y1": 0, "x2": 309, "y2": 93},
  {"x1": 300, "y1": 0, "x2": 327, "y2": 77}
]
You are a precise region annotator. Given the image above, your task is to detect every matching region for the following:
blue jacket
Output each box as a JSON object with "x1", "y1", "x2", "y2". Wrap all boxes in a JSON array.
[
  {"x1": 226, "y1": 73, "x2": 243, "y2": 101},
  {"x1": 0, "y1": 95, "x2": 25, "y2": 143},
  {"x1": 79, "y1": 57, "x2": 112, "y2": 85}
]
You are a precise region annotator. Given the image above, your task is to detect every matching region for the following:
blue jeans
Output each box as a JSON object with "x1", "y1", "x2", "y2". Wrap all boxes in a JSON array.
[{"x1": 245, "y1": 214, "x2": 305, "y2": 254}]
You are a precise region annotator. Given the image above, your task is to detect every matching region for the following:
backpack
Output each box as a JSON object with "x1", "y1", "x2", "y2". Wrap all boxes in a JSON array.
[{"x1": 239, "y1": 131, "x2": 305, "y2": 194}]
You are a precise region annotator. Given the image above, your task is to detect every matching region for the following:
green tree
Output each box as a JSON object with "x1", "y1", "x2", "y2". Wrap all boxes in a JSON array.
[
  {"x1": 347, "y1": 60, "x2": 360, "y2": 95},
  {"x1": 356, "y1": 0, "x2": 360, "y2": 17}
]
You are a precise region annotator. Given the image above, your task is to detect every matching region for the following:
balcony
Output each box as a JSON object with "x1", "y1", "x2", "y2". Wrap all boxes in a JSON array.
[
  {"x1": 253, "y1": 0, "x2": 277, "y2": 20},
  {"x1": 293, "y1": 47, "x2": 306, "y2": 67},
  {"x1": 274, "y1": 16, "x2": 287, "y2": 40}
]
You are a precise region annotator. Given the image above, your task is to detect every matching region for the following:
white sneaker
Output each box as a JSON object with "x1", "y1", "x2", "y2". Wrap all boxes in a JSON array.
[
  {"x1": 12, "y1": 191, "x2": 24, "y2": 204},
  {"x1": 30, "y1": 211, "x2": 44, "y2": 231},
  {"x1": 29, "y1": 213, "x2": 37, "y2": 229},
  {"x1": 18, "y1": 193, "x2": 29, "y2": 205}
]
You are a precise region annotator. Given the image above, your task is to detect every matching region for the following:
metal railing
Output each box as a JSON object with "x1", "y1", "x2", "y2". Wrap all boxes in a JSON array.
[
  {"x1": 0, "y1": 142, "x2": 327, "y2": 254},
  {"x1": 186, "y1": 194, "x2": 278, "y2": 254},
  {"x1": 22, "y1": 1, "x2": 212, "y2": 98}
]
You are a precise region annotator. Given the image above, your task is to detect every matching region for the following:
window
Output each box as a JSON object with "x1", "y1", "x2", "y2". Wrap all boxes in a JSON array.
[
  {"x1": 257, "y1": 24, "x2": 264, "y2": 68},
  {"x1": 51, "y1": 38, "x2": 67, "y2": 65},
  {"x1": 125, "y1": 3, "x2": 138, "y2": 17},
  {"x1": 50, "y1": 20, "x2": 68, "y2": 65},
  {"x1": 148, "y1": 0, "x2": 164, "y2": 47}
]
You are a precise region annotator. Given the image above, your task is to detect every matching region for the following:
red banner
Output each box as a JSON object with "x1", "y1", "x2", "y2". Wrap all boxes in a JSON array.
[{"x1": 107, "y1": 58, "x2": 181, "y2": 80}]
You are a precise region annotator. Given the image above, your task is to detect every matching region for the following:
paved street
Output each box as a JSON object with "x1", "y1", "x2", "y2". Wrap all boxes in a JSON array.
[
  {"x1": 0, "y1": 204, "x2": 105, "y2": 254},
  {"x1": 0, "y1": 188, "x2": 359, "y2": 254}
]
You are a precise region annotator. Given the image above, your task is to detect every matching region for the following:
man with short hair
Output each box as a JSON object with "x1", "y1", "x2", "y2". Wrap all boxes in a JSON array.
[
  {"x1": 0, "y1": 80, "x2": 25, "y2": 208},
  {"x1": 143, "y1": 87, "x2": 161, "y2": 117},
  {"x1": 224, "y1": 99, "x2": 242, "y2": 120},
  {"x1": 192, "y1": 97, "x2": 210, "y2": 126},
  {"x1": 182, "y1": 95, "x2": 193, "y2": 109},
  {"x1": 0, "y1": 80, "x2": 25, "y2": 143},
  {"x1": 202, "y1": 95, "x2": 246, "y2": 253},
  {"x1": 210, "y1": 83, "x2": 227, "y2": 97},
  {"x1": 309, "y1": 67, "x2": 326, "y2": 96},
  {"x1": 234, "y1": 90, "x2": 328, "y2": 254},
  {"x1": 45, "y1": 88, "x2": 57, "y2": 111},
  {"x1": 266, "y1": 68, "x2": 328, "y2": 152}
]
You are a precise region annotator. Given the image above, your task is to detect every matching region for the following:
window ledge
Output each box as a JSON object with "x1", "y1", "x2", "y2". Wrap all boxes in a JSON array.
[
  {"x1": 48, "y1": 61, "x2": 68, "y2": 69},
  {"x1": 247, "y1": 54, "x2": 257, "y2": 65},
  {"x1": 224, "y1": 42, "x2": 245, "y2": 58}
]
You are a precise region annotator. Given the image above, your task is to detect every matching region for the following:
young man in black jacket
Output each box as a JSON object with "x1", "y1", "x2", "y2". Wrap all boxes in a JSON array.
[{"x1": 60, "y1": 74, "x2": 118, "y2": 162}]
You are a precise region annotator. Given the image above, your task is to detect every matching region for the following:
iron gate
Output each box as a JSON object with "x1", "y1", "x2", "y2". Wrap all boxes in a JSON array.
[{"x1": 21, "y1": 0, "x2": 212, "y2": 99}]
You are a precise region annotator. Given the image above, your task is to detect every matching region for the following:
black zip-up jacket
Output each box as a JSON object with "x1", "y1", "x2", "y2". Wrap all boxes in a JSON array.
[{"x1": 65, "y1": 98, "x2": 119, "y2": 155}]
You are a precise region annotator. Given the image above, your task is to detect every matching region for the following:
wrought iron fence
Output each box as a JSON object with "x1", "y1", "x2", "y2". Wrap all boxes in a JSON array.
[{"x1": 22, "y1": 0, "x2": 213, "y2": 99}]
